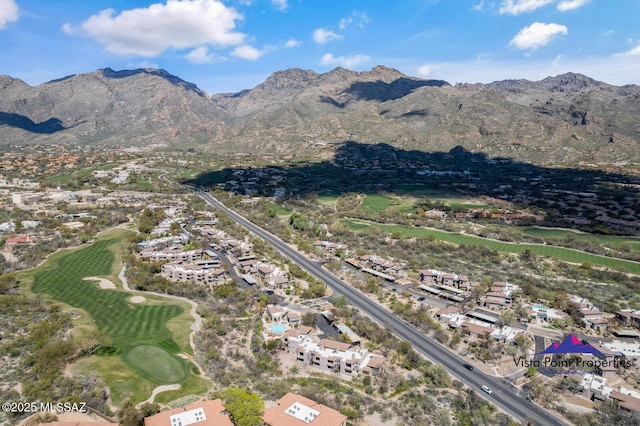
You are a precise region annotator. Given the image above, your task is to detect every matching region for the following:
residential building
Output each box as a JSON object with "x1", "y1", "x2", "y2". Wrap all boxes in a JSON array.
[
  {"x1": 286, "y1": 334, "x2": 384, "y2": 376},
  {"x1": 611, "y1": 389, "x2": 640, "y2": 415},
  {"x1": 263, "y1": 393, "x2": 347, "y2": 426},
  {"x1": 616, "y1": 310, "x2": 640, "y2": 329},
  {"x1": 144, "y1": 399, "x2": 232, "y2": 426},
  {"x1": 161, "y1": 262, "x2": 227, "y2": 285}
]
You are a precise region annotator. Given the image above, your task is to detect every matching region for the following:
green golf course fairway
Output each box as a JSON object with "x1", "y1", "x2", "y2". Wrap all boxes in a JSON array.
[
  {"x1": 125, "y1": 345, "x2": 188, "y2": 384},
  {"x1": 345, "y1": 220, "x2": 640, "y2": 274},
  {"x1": 31, "y1": 238, "x2": 184, "y2": 347}
]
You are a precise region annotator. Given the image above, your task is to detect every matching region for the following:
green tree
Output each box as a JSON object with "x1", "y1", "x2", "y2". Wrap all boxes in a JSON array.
[
  {"x1": 118, "y1": 400, "x2": 144, "y2": 426},
  {"x1": 221, "y1": 388, "x2": 264, "y2": 426},
  {"x1": 0, "y1": 272, "x2": 19, "y2": 294}
]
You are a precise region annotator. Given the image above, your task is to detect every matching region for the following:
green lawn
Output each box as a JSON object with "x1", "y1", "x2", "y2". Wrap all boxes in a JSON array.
[
  {"x1": 31, "y1": 238, "x2": 183, "y2": 347},
  {"x1": 317, "y1": 190, "x2": 341, "y2": 202},
  {"x1": 26, "y1": 233, "x2": 208, "y2": 403},
  {"x1": 345, "y1": 220, "x2": 640, "y2": 274},
  {"x1": 270, "y1": 204, "x2": 292, "y2": 215},
  {"x1": 125, "y1": 345, "x2": 188, "y2": 384},
  {"x1": 361, "y1": 194, "x2": 392, "y2": 213},
  {"x1": 48, "y1": 173, "x2": 73, "y2": 183},
  {"x1": 523, "y1": 227, "x2": 640, "y2": 251}
]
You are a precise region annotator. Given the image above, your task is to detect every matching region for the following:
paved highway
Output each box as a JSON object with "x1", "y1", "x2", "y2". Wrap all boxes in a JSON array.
[{"x1": 193, "y1": 189, "x2": 568, "y2": 426}]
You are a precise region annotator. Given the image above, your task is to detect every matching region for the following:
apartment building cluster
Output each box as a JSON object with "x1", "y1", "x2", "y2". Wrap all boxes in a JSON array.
[
  {"x1": 200, "y1": 227, "x2": 253, "y2": 257},
  {"x1": 138, "y1": 235, "x2": 227, "y2": 286},
  {"x1": 435, "y1": 305, "x2": 524, "y2": 341},
  {"x1": 417, "y1": 269, "x2": 477, "y2": 303},
  {"x1": 344, "y1": 254, "x2": 407, "y2": 283},
  {"x1": 283, "y1": 328, "x2": 385, "y2": 377},
  {"x1": 568, "y1": 295, "x2": 608, "y2": 331}
]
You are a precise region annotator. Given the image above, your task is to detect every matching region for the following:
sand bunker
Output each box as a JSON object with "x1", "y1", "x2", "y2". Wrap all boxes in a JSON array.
[
  {"x1": 130, "y1": 296, "x2": 146, "y2": 303},
  {"x1": 83, "y1": 276, "x2": 116, "y2": 289}
]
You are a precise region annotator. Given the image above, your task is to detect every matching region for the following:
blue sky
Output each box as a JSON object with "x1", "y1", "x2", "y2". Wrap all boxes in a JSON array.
[{"x1": 1, "y1": 0, "x2": 639, "y2": 94}]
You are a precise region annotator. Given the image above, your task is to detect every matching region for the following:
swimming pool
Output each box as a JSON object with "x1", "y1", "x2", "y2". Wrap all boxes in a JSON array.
[
  {"x1": 533, "y1": 304, "x2": 546, "y2": 310},
  {"x1": 270, "y1": 324, "x2": 287, "y2": 334}
]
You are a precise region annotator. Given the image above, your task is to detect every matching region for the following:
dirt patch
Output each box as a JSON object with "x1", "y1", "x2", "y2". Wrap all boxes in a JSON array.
[
  {"x1": 83, "y1": 276, "x2": 116, "y2": 289},
  {"x1": 129, "y1": 296, "x2": 146, "y2": 303}
]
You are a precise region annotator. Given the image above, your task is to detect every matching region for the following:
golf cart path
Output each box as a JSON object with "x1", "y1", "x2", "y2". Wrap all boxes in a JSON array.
[{"x1": 138, "y1": 384, "x2": 181, "y2": 406}]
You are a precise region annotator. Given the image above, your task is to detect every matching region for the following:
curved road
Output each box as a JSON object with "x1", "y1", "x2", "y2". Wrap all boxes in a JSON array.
[{"x1": 191, "y1": 188, "x2": 568, "y2": 426}]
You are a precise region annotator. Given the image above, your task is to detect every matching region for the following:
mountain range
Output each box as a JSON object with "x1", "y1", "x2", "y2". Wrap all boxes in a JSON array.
[{"x1": 1, "y1": 66, "x2": 639, "y2": 165}]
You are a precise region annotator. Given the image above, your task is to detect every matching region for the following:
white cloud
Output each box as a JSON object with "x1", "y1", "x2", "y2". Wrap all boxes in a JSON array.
[
  {"x1": 338, "y1": 17, "x2": 352, "y2": 31},
  {"x1": 313, "y1": 28, "x2": 342, "y2": 44},
  {"x1": 416, "y1": 65, "x2": 434, "y2": 77},
  {"x1": 510, "y1": 22, "x2": 567, "y2": 50},
  {"x1": 557, "y1": 0, "x2": 588, "y2": 11},
  {"x1": 187, "y1": 46, "x2": 215, "y2": 63},
  {"x1": 499, "y1": 0, "x2": 554, "y2": 15},
  {"x1": 69, "y1": 0, "x2": 245, "y2": 57},
  {"x1": 620, "y1": 44, "x2": 640, "y2": 56},
  {"x1": 0, "y1": 0, "x2": 19, "y2": 29},
  {"x1": 284, "y1": 38, "x2": 301, "y2": 48},
  {"x1": 61, "y1": 23, "x2": 75, "y2": 35},
  {"x1": 272, "y1": 0, "x2": 287, "y2": 10},
  {"x1": 338, "y1": 11, "x2": 370, "y2": 30},
  {"x1": 321, "y1": 53, "x2": 370, "y2": 68},
  {"x1": 230, "y1": 44, "x2": 263, "y2": 60},
  {"x1": 472, "y1": 1, "x2": 486, "y2": 11},
  {"x1": 129, "y1": 60, "x2": 160, "y2": 69}
]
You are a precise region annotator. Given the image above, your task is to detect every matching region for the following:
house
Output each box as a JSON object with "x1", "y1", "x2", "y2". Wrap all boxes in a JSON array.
[
  {"x1": 362, "y1": 354, "x2": 385, "y2": 376},
  {"x1": 460, "y1": 321, "x2": 493, "y2": 338},
  {"x1": 588, "y1": 318, "x2": 609, "y2": 332},
  {"x1": 5, "y1": 235, "x2": 37, "y2": 245},
  {"x1": 288, "y1": 312, "x2": 301, "y2": 325},
  {"x1": 282, "y1": 326, "x2": 314, "y2": 345},
  {"x1": 611, "y1": 390, "x2": 640, "y2": 415},
  {"x1": 266, "y1": 273, "x2": 289, "y2": 289},
  {"x1": 485, "y1": 296, "x2": 507, "y2": 310},
  {"x1": 616, "y1": 310, "x2": 640, "y2": 329},
  {"x1": 435, "y1": 306, "x2": 460, "y2": 323},
  {"x1": 313, "y1": 241, "x2": 348, "y2": 255},
  {"x1": 490, "y1": 326, "x2": 523, "y2": 342},
  {"x1": 263, "y1": 393, "x2": 347, "y2": 426},
  {"x1": 581, "y1": 309, "x2": 606, "y2": 329},
  {"x1": 600, "y1": 340, "x2": 640, "y2": 366},
  {"x1": 144, "y1": 399, "x2": 232, "y2": 426},
  {"x1": 266, "y1": 305, "x2": 287, "y2": 322}
]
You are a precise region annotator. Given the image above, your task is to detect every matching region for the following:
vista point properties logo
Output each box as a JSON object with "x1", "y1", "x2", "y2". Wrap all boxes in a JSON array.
[{"x1": 513, "y1": 334, "x2": 632, "y2": 375}]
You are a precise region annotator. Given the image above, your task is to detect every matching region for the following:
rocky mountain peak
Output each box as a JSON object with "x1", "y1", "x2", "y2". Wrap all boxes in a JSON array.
[
  {"x1": 368, "y1": 65, "x2": 407, "y2": 81},
  {"x1": 541, "y1": 72, "x2": 604, "y2": 92},
  {"x1": 262, "y1": 68, "x2": 319, "y2": 90},
  {"x1": 98, "y1": 67, "x2": 208, "y2": 96}
]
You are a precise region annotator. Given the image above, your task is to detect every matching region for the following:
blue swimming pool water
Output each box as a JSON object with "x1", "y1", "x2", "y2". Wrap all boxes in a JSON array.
[{"x1": 271, "y1": 324, "x2": 287, "y2": 334}]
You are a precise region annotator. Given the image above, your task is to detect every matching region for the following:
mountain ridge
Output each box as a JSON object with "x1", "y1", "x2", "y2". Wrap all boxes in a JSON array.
[{"x1": 1, "y1": 66, "x2": 638, "y2": 165}]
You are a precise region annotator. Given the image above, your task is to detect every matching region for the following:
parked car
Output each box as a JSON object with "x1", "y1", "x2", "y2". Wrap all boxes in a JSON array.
[
  {"x1": 463, "y1": 363, "x2": 474, "y2": 370},
  {"x1": 481, "y1": 385, "x2": 493, "y2": 395}
]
